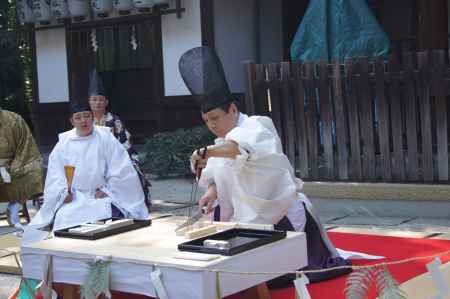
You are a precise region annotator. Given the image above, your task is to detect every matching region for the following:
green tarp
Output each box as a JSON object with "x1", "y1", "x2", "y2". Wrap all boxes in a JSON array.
[{"x1": 290, "y1": 0, "x2": 390, "y2": 63}]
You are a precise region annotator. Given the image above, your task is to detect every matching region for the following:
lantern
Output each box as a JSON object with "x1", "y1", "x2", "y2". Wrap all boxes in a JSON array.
[
  {"x1": 68, "y1": 0, "x2": 89, "y2": 21},
  {"x1": 16, "y1": 0, "x2": 35, "y2": 24},
  {"x1": 113, "y1": 0, "x2": 134, "y2": 15},
  {"x1": 50, "y1": 0, "x2": 70, "y2": 20},
  {"x1": 153, "y1": 0, "x2": 169, "y2": 6},
  {"x1": 91, "y1": 0, "x2": 113, "y2": 18},
  {"x1": 32, "y1": 0, "x2": 52, "y2": 25},
  {"x1": 132, "y1": 0, "x2": 154, "y2": 12}
]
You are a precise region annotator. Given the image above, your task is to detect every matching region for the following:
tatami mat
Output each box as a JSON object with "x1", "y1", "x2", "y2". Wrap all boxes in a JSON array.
[{"x1": 0, "y1": 235, "x2": 21, "y2": 275}]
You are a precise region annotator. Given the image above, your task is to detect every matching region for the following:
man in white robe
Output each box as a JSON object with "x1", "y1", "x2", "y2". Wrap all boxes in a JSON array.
[
  {"x1": 196, "y1": 111, "x2": 307, "y2": 230},
  {"x1": 179, "y1": 46, "x2": 351, "y2": 283},
  {"x1": 29, "y1": 102, "x2": 148, "y2": 232}
]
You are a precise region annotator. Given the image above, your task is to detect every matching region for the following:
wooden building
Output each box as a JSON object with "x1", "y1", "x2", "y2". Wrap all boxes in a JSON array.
[{"x1": 29, "y1": 0, "x2": 449, "y2": 147}]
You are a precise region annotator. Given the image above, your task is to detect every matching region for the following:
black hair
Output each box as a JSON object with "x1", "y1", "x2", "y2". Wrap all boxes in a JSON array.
[{"x1": 216, "y1": 101, "x2": 236, "y2": 113}]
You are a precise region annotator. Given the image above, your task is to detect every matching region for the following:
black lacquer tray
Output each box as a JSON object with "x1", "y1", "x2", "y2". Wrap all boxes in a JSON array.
[
  {"x1": 178, "y1": 228, "x2": 287, "y2": 256},
  {"x1": 54, "y1": 218, "x2": 151, "y2": 240}
]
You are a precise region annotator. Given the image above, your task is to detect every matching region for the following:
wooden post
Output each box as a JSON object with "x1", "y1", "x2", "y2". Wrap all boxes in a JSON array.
[
  {"x1": 402, "y1": 52, "x2": 419, "y2": 181},
  {"x1": 292, "y1": 63, "x2": 310, "y2": 178},
  {"x1": 417, "y1": 52, "x2": 434, "y2": 181},
  {"x1": 374, "y1": 58, "x2": 392, "y2": 182},
  {"x1": 356, "y1": 58, "x2": 376, "y2": 181},
  {"x1": 345, "y1": 59, "x2": 363, "y2": 181},
  {"x1": 317, "y1": 60, "x2": 334, "y2": 179},
  {"x1": 280, "y1": 62, "x2": 297, "y2": 167},
  {"x1": 388, "y1": 54, "x2": 406, "y2": 181},
  {"x1": 304, "y1": 63, "x2": 319, "y2": 178},
  {"x1": 244, "y1": 62, "x2": 257, "y2": 115},
  {"x1": 332, "y1": 61, "x2": 348, "y2": 180},
  {"x1": 432, "y1": 50, "x2": 449, "y2": 181}
]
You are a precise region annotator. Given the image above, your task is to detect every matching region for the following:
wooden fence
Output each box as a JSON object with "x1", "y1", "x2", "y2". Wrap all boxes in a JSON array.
[{"x1": 244, "y1": 50, "x2": 450, "y2": 183}]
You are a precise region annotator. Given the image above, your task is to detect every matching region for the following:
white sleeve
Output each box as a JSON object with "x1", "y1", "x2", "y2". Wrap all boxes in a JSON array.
[
  {"x1": 103, "y1": 134, "x2": 148, "y2": 219},
  {"x1": 225, "y1": 117, "x2": 282, "y2": 158},
  {"x1": 29, "y1": 142, "x2": 68, "y2": 228}
]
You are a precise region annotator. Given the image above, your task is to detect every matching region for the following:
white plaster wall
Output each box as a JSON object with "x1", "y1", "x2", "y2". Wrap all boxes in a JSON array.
[
  {"x1": 161, "y1": 0, "x2": 202, "y2": 96},
  {"x1": 35, "y1": 28, "x2": 69, "y2": 103}
]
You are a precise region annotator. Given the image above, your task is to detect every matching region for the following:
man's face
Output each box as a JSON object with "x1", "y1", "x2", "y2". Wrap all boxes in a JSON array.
[
  {"x1": 70, "y1": 111, "x2": 94, "y2": 136},
  {"x1": 202, "y1": 103, "x2": 238, "y2": 138},
  {"x1": 89, "y1": 95, "x2": 108, "y2": 113}
]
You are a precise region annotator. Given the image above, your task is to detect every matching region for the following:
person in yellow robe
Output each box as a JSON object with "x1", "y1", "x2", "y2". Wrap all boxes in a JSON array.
[{"x1": 0, "y1": 107, "x2": 43, "y2": 225}]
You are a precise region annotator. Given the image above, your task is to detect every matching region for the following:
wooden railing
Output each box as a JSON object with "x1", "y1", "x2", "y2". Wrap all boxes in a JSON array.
[{"x1": 244, "y1": 50, "x2": 450, "y2": 183}]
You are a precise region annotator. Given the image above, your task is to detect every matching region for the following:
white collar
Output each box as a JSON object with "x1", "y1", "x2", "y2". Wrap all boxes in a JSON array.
[
  {"x1": 236, "y1": 113, "x2": 248, "y2": 127},
  {"x1": 68, "y1": 127, "x2": 95, "y2": 141}
]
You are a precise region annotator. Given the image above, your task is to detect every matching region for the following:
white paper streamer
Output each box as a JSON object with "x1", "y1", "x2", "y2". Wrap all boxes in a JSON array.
[
  {"x1": 293, "y1": 273, "x2": 311, "y2": 299},
  {"x1": 91, "y1": 28, "x2": 98, "y2": 52},
  {"x1": 36, "y1": 255, "x2": 58, "y2": 299},
  {"x1": 131, "y1": 26, "x2": 138, "y2": 50},
  {"x1": 427, "y1": 258, "x2": 450, "y2": 299},
  {"x1": 0, "y1": 167, "x2": 11, "y2": 183},
  {"x1": 151, "y1": 268, "x2": 169, "y2": 299},
  {"x1": 336, "y1": 248, "x2": 384, "y2": 260}
]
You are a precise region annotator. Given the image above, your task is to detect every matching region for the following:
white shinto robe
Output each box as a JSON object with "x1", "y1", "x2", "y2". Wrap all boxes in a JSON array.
[
  {"x1": 29, "y1": 126, "x2": 148, "y2": 231},
  {"x1": 199, "y1": 113, "x2": 306, "y2": 230}
]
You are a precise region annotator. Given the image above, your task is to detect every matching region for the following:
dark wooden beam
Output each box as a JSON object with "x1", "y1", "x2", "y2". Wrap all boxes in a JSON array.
[
  {"x1": 30, "y1": 28, "x2": 40, "y2": 105},
  {"x1": 33, "y1": 5, "x2": 185, "y2": 32}
]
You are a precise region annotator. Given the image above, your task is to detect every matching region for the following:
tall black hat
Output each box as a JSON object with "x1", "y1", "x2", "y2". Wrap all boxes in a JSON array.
[
  {"x1": 179, "y1": 47, "x2": 233, "y2": 113},
  {"x1": 69, "y1": 75, "x2": 91, "y2": 115},
  {"x1": 70, "y1": 100, "x2": 91, "y2": 115},
  {"x1": 88, "y1": 69, "x2": 106, "y2": 97}
]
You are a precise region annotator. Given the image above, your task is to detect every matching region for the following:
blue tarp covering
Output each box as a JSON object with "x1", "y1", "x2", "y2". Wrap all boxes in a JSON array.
[{"x1": 290, "y1": 0, "x2": 390, "y2": 63}]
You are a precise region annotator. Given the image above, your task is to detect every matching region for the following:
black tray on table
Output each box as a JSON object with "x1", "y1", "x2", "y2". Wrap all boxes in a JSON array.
[
  {"x1": 54, "y1": 218, "x2": 151, "y2": 240},
  {"x1": 178, "y1": 228, "x2": 287, "y2": 256}
]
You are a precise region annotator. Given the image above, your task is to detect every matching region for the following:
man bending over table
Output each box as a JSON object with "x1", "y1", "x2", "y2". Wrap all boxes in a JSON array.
[{"x1": 179, "y1": 46, "x2": 351, "y2": 283}]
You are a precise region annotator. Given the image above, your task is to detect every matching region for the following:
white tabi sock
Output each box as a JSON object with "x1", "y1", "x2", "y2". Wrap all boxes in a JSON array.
[{"x1": 7, "y1": 202, "x2": 21, "y2": 225}]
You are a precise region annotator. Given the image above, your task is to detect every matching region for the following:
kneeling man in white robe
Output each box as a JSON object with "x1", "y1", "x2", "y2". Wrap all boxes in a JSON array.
[
  {"x1": 29, "y1": 101, "x2": 148, "y2": 232},
  {"x1": 179, "y1": 46, "x2": 351, "y2": 284}
]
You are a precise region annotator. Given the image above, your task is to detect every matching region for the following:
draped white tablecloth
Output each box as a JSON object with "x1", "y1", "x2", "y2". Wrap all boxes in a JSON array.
[{"x1": 21, "y1": 217, "x2": 307, "y2": 299}]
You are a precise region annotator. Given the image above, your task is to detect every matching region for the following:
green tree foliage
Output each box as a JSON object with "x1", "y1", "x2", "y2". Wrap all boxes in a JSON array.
[
  {"x1": 141, "y1": 126, "x2": 215, "y2": 178},
  {"x1": 0, "y1": 0, "x2": 33, "y2": 125}
]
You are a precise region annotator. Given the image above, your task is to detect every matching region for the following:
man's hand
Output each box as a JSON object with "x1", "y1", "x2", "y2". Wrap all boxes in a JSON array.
[
  {"x1": 199, "y1": 183, "x2": 218, "y2": 214},
  {"x1": 95, "y1": 189, "x2": 108, "y2": 199},
  {"x1": 190, "y1": 147, "x2": 208, "y2": 177},
  {"x1": 190, "y1": 142, "x2": 241, "y2": 176},
  {"x1": 64, "y1": 191, "x2": 73, "y2": 203}
]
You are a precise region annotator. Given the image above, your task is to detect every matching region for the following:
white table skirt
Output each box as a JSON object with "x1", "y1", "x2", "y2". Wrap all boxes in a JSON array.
[{"x1": 22, "y1": 217, "x2": 307, "y2": 299}]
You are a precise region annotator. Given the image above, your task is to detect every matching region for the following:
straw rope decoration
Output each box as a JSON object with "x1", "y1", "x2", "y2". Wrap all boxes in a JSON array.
[
  {"x1": 80, "y1": 257, "x2": 112, "y2": 299},
  {"x1": 17, "y1": 249, "x2": 450, "y2": 299}
]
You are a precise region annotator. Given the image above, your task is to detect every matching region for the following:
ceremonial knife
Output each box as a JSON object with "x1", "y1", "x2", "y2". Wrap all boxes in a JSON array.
[{"x1": 175, "y1": 207, "x2": 208, "y2": 232}]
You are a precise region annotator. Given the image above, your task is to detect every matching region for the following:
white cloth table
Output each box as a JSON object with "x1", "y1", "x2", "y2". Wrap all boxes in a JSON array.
[{"x1": 21, "y1": 217, "x2": 307, "y2": 299}]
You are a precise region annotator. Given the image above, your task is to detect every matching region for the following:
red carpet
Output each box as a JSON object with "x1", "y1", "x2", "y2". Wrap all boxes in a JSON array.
[
  {"x1": 112, "y1": 232, "x2": 450, "y2": 299},
  {"x1": 260, "y1": 233, "x2": 450, "y2": 299}
]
